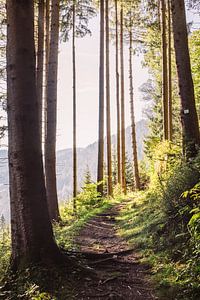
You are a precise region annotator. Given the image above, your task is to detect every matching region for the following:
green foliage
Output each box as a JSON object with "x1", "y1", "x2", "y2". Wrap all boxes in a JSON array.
[
  {"x1": 0, "y1": 217, "x2": 10, "y2": 281},
  {"x1": 189, "y1": 29, "x2": 200, "y2": 120},
  {"x1": 82, "y1": 164, "x2": 92, "y2": 186},
  {"x1": 138, "y1": 160, "x2": 150, "y2": 189},
  {"x1": 54, "y1": 181, "x2": 114, "y2": 250},
  {"x1": 60, "y1": 0, "x2": 96, "y2": 41},
  {"x1": 76, "y1": 181, "x2": 102, "y2": 211},
  {"x1": 0, "y1": 187, "x2": 119, "y2": 299},
  {"x1": 146, "y1": 141, "x2": 182, "y2": 190},
  {"x1": 0, "y1": 266, "x2": 74, "y2": 299},
  {"x1": 118, "y1": 147, "x2": 200, "y2": 299},
  {"x1": 125, "y1": 154, "x2": 134, "y2": 191}
]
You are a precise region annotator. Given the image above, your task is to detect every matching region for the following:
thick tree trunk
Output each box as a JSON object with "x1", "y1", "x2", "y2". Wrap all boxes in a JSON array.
[
  {"x1": 168, "y1": 0, "x2": 172, "y2": 141},
  {"x1": 115, "y1": 0, "x2": 121, "y2": 185},
  {"x1": 105, "y1": 0, "x2": 113, "y2": 196},
  {"x1": 44, "y1": 0, "x2": 50, "y2": 142},
  {"x1": 120, "y1": 7, "x2": 126, "y2": 194},
  {"x1": 161, "y1": 0, "x2": 169, "y2": 140},
  {"x1": 129, "y1": 30, "x2": 140, "y2": 190},
  {"x1": 6, "y1": 0, "x2": 62, "y2": 269},
  {"x1": 97, "y1": 0, "x2": 105, "y2": 195},
  {"x1": 45, "y1": 0, "x2": 60, "y2": 221},
  {"x1": 36, "y1": 0, "x2": 45, "y2": 143},
  {"x1": 72, "y1": 1, "x2": 77, "y2": 209},
  {"x1": 171, "y1": 0, "x2": 200, "y2": 158}
]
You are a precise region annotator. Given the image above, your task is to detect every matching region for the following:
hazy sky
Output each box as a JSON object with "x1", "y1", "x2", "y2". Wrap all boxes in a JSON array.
[
  {"x1": 57, "y1": 15, "x2": 149, "y2": 150},
  {"x1": 0, "y1": 8, "x2": 199, "y2": 151},
  {"x1": 56, "y1": 8, "x2": 200, "y2": 151}
]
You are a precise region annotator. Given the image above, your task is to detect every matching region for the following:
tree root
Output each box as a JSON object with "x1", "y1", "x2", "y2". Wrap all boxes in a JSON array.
[{"x1": 65, "y1": 248, "x2": 136, "y2": 259}]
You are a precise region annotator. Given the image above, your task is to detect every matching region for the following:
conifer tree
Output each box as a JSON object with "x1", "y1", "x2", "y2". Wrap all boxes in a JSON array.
[
  {"x1": 83, "y1": 165, "x2": 92, "y2": 186},
  {"x1": 128, "y1": 20, "x2": 140, "y2": 190},
  {"x1": 114, "y1": 0, "x2": 121, "y2": 185},
  {"x1": 125, "y1": 154, "x2": 134, "y2": 191},
  {"x1": 45, "y1": 0, "x2": 60, "y2": 221},
  {"x1": 112, "y1": 146, "x2": 118, "y2": 186},
  {"x1": 36, "y1": 0, "x2": 45, "y2": 142},
  {"x1": 161, "y1": 0, "x2": 169, "y2": 140},
  {"x1": 6, "y1": 0, "x2": 62, "y2": 268},
  {"x1": 120, "y1": 5, "x2": 126, "y2": 194},
  {"x1": 61, "y1": 0, "x2": 96, "y2": 205},
  {"x1": 171, "y1": 0, "x2": 200, "y2": 158},
  {"x1": 72, "y1": 0, "x2": 77, "y2": 211},
  {"x1": 167, "y1": 0, "x2": 172, "y2": 141},
  {"x1": 97, "y1": 0, "x2": 105, "y2": 195},
  {"x1": 105, "y1": 0, "x2": 113, "y2": 196},
  {"x1": 44, "y1": 0, "x2": 50, "y2": 142}
]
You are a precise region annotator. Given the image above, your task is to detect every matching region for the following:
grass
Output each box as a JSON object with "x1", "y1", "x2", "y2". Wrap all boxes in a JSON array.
[
  {"x1": 0, "y1": 192, "x2": 123, "y2": 300},
  {"x1": 117, "y1": 191, "x2": 200, "y2": 300},
  {"x1": 54, "y1": 197, "x2": 114, "y2": 250}
]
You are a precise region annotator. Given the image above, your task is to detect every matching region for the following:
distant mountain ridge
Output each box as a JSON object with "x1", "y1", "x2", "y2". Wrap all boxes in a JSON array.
[{"x1": 0, "y1": 119, "x2": 148, "y2": 222}]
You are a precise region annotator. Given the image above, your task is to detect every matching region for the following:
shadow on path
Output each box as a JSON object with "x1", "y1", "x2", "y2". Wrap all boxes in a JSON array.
[{"x1": 74, "y1": 202, "x2": 157, "y2": 300}]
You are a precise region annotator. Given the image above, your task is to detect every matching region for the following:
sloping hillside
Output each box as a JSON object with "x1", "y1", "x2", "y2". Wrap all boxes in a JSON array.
[{"x1": 0, "y1": 119, "x2": 148, "y2": 221}]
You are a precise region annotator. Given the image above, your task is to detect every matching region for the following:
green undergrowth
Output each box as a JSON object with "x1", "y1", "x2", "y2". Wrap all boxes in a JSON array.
[
  {"x1": 54, "y1": 182, "x2": 124, "y2": 251},
  {"x1": 54, "y1": 198, "x2": 113, "y2": 251},
  {"x1": 117, "y1": 142, "x2": 200, "y2": 299},
  {"x1": 0, "y1": 184, "x2": 124, "y2": 299},
  {"x1": 0, "y1": 220, "x2": 10, "y2": 282},
  {"x1": 1, "y1": 266, "x2": 75, "y2": 300},
  {"x1": 118, "y1": 187, "x2": 200, "y2": 300}
]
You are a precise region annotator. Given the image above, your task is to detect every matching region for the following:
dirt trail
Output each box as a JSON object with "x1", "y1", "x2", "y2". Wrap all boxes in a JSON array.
[{"x1": 74, "y1": 202, "x2": 157, "y2": 300}]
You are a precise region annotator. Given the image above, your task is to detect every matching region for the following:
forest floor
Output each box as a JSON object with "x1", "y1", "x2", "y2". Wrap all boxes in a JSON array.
[{"x1": 73, "y1": 201, "x2": 157, "y2": 300}]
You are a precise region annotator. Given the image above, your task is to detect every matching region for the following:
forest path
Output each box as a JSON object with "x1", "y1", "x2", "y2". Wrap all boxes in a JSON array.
[{"x1": 74, "y1": 201, "x2": 157, "y2": 300}]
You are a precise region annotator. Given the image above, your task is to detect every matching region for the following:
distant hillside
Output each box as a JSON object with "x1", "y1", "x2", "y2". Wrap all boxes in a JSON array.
[{"x1": 0, "y1": 119, "x2": 148, "y2": 222}]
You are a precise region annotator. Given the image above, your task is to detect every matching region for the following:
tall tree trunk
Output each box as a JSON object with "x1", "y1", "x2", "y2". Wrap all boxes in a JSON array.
[
  {"x1": 72, "y1": 1, "x2": 77, "y2": 209},
  {"x1": 45, "y1": 0, "x2": 60, "y2": 221},
  {"x1": 105, "y1": 0, "x2": 113, "y2": 196},
  {"x1": 44, "y1": 0, "x2": 50, "y2": 145},
  {"x1": 97, "y1": 0, "x2": 105, "y2": 195},
  {"x1": 129, "y1": 30, "x2": 140, "y2": 190},
  {"x1": 115, "y1": 0, "x2": 121, "y2": 185},
  {"x1": 171, "y1": 0, "x2": 200, "y2": 158},
  {"x1": 120, "y1": 7, "x2": 126, "y2": 194},
  {"x1": 6, "y1": 0, "x2": 62, "y2": 269},
  {"x1": 161, "y1": 0, "x2": 169, "y2": 140},
  {"x1": 158, "y1": 0, "x2": 161, "y2": 30},
  {"x1": 168, "y1": 0, "x2": 172, "y2": 141},
  {"x1": 36, "y1": 0, "x2": 45, "y2": 143}
]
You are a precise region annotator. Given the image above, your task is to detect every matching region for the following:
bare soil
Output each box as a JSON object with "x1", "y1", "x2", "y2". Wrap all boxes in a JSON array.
[{"x1": 74, "y1": 202, "x2": 157, "y2": 300}]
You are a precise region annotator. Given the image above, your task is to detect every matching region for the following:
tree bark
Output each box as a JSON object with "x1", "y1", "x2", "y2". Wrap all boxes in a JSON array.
[
  {"x1": 168, "y1": 0, "x2": 172, "y2": 141},
  {"x1": 115, "y1": 0, "x2": 121, "y2": 185},
  {"x1": 72, "y1": 1, "x2": 77, "y2": 209},
  {"x1": 44, "y1": 0, "x2": 50, "y2": 143},
  {"x1": 171, "y1": 0, "x2": 200, "y2": 158},
  {"x1": 105, "y1": 0, "x2": 113, "y2": 196},
  {"x1": 97, "y1": 0, "x2": 105, "y2": 195},
  {"x1": 129, "y1": 30, "x2": 140, "y2": 190},
  {"x1": 161, "y1": 0, "x2": 169, "y2": 140},
  {"x1": 45, "y1": 0, "x2": 60, "y2": 221},
  {"x1": 6, "y1": 0, "x2": 62, "y2": 269},
  {"x1": 36, "y1": 0, "x2": 45, "y2": 143},
  {"x1": 120, "y1": 7, "x2": 126, "y2": 194}
]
